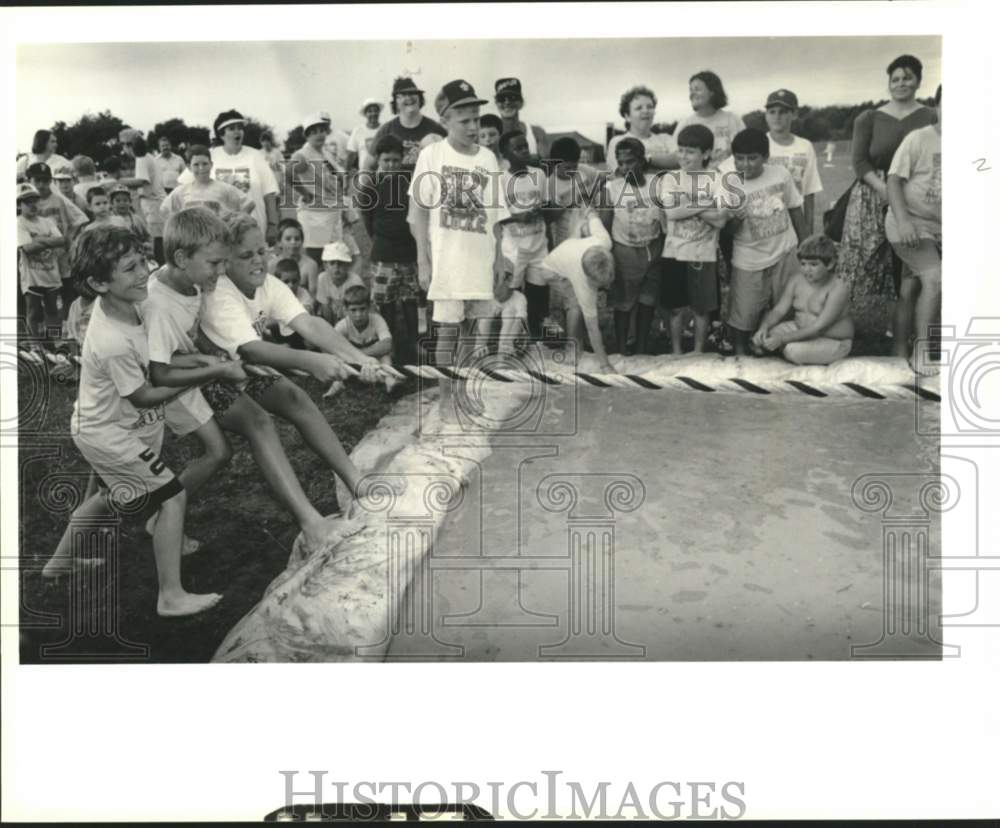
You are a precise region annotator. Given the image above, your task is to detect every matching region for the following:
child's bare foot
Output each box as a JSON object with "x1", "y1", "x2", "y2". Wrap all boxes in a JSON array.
[
  {"x1": 157, "y1": 591, "x2": 222, "y2": 618},
  {"x1": 324, "y1": 380, "x2": 345, "y2": 398},
  {"x1": 144, "y1": 514, "x2": 202, "y2": 555},
  {"x1": 41, "y1": 556, "x2": 105, "y2": 580}
]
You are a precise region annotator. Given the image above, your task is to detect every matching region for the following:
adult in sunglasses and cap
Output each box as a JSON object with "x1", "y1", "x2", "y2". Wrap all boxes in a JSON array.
[
  {"x1": 175, "y1": 109, "x2": 280, "y2": 243},
  {"x1": 494, "y1": 77, "x2": 548, "y2": 160},
  {"x1": 364, "y1": 77, "x2": 447, "y2": 172}
]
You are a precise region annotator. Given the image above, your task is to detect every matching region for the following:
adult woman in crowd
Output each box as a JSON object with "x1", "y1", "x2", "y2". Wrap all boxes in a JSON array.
[
  {"x1": 840, "y1": 53, "x2": 936, "y2": 351},
  {"x1": 16, "y1": 129, "x2": 70, "y2": 181},
  {"x1": 676, "y1": 71, "x2": 745, "y2": 168},
  {"x1": 606, "y1": 85, "x2": 678, "y2": 172},
  {"x1": 177, "y1": 109, "x2": 281, "y2": 243},
  {"x1": 366, "y1": 77, "x2": 447, "y2": 171},
  {"x1": 493, "y1": 77, "x2": 548, "y2": 160}
]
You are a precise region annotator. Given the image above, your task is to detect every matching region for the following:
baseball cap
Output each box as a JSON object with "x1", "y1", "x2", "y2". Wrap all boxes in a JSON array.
[
  {"x1": 25, "y1": 161, "x2": 52, "y2": 181},
  {"x1": 16, "y1": 182, "x2": 41, "y2": 201},
  {"x1": 108, "y1": 183, "x2": 131, "y2": 197},
  {"x1": 52, "y1": 165, "x2": 74, "y2": 180},
  {"x1": 321, "y1": 241, "x2": 353, "y2": 262},
  {"x1": 119, "y1": 127, "x2": 141, "y2": 144},
  {"x1": 495, "y1": 77, "x2": 524, "y2": 100},
  {"x1": 391, "y1": 77, "x2": 424, "y2": 97},
  {"x1": 302, "y1": 111, "x2": 331, "y2": 133},
  {"x1": 359, "y1": 97, "x2": 383, "y2": 115},
  {"x1": 765, "y1": 89, "x2": 799, "y2": 110},
  {"x1": 434, "y1": 79, "x2": 489, "y2": 117}
]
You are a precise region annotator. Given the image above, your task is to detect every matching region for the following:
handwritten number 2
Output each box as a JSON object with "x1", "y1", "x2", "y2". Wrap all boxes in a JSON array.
[{"x1": 973, "y1": 158, "x2": 991, "y2": 172}]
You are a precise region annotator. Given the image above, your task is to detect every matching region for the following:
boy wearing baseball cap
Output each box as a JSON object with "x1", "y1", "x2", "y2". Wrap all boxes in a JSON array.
[
  {"x1": 719, "y1": 89, "x2": 822, "y2": 232},
  {"x1": 346, "y1": 97, "x2": 383, "y2": 173},
  {"x1": 408, "y1": 79, "x2": 512, "y2": 403},
  {"x1": 367, "y1": 77, "x2": 447, "y2": 172},
  {"x1": 17, "y1": 182, "x2": 66, "y2": 344},
  {"x1": 494, "y1": 77, "x2": 548, "y2": 161}
]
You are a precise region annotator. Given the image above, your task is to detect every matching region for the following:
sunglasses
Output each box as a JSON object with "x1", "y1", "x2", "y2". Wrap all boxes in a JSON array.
[{"x1": 495, "y1": 95, "x2": 521, "y2": 105}]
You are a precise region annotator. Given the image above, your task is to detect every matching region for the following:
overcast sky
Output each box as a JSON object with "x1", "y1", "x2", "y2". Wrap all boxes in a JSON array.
[{"x1": 16, "y1": 35, "x2": 940, "y2": 151}]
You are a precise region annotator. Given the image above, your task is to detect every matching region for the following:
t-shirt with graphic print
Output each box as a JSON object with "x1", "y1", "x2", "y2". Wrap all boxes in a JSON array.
[
  {"x1": 659, "y1": 169, "x2": 721, "y2": 263},
  {"x1": 160, "y1": 179, "x2": 254, "y2": 220},
  {"x1": 885, "y1": 124, "x2": 941, "y2": 243},
  {"x1": 500, "y1": 166, "x2": 548, "y2": 286},
  {"x1": 606, "y1": 175, "x2": 662, "y2": 247},
  {"x1": 372, "y1": 115, "x2": 448, "y2": 171},
  {"x1": 409, "y1": 139, "x2": 510, "y2": 301},
  {"x1": 199, "y1": 274, "x2": 308, "y2": 360},
  {"x1": 719, "y1": 134, "x2": 823, "y2": 198},
  {"x1": 676, "y1": 110, "x2": 745, "y2": 169},
  {"x1": 17, "y1": 214, "x2": 63, "y2": 291},
  {"x1": 722, "y1": 163, "x2": 803, "y2": 271},
  {"x1": 72, "y1": 299, "x2": 166, "y2": 443}
]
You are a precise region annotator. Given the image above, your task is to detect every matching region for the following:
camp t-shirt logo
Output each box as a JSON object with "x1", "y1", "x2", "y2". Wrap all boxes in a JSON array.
[
  {"x1": 743, "y1": 184, "x2": 790, "y2": 242},
  {"x1": 216, "y1": 166, "x2": 252, "y2": 194},
  {"x1": 927, "y1": 152, "x2": 941, "y2": 206},
  {"x1": 769, "y1": 154, "x2": 808, "y2": 190},
  {"x1": 23, "y1": 223, "x2": 58, "y2": 271},
  {"x1": 439, "y1": 164, "x2": 488, "y2": 234}
]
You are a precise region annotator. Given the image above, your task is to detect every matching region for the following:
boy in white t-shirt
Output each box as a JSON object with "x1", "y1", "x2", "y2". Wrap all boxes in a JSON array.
[
  {"x1": 199, "y1": 213, "x2": 394, "y2": 501},
  {"x1": 539, "y1": 210, "x2": 616, "y2": 373},
  {"x1": 602, "y1": 138, "x2": 664, "y2": 355},
  {"x1": 886, "y1": 84, "x2": 942, "y2": 374},
  {"x1": 658, "y1": 125, "x2": 727, "y2": 354},
  {"x1": 42, "y1": 223, "x2": 224, "y2": 617},
  {"x1": 722, "y1": 128, "x2": 807, "y2": 356},
  {"x1": 147, "y1": 208, "x2": 344, "y2": 551},
  {"x1": 499, "y1": 130, "x2": 548, "y2": 339},
  {"x1": 160, "y1": 145, "x2": 254, "y2": 221},
  {"x1": 17, "y1": 183, "x2": 65, "y2": 344},
  {"x1": 334, "y1": 283, "x2": 402, "y2": 392},
  {"x1": 408, "y1": 79, "x2": 511, "y2": 407}
]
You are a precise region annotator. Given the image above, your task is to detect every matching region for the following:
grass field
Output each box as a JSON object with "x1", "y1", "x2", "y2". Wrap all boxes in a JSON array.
[{"x1": 17, "y1": 140, "x2": 884, "y2": 664}]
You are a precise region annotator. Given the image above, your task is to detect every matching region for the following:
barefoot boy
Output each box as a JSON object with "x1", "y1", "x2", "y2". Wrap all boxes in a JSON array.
[
  {"x1": 723, "y1": 128, "x2": 807, "y2": 356},
  {"x1": 335, "y1": 283, "x2": 402, "y2": 391},
  {"x1": 43, "y1": 225, "x2": 222, "y2": 617},
  {"x1": 199, "y1": 212, "x2": 394, "y2": 500},
  {"x1": 751, "y1": 233, "x2": 853, "y2": 364},
  {"x1": 146, "y1": 207, "x2": 342, "y2": 550}
]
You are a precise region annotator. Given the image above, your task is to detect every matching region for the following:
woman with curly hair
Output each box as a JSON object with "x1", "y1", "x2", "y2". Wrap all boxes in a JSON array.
[
  {"x1": 607, "y1": 85, "x2": 679, "y2": 174},
  {"x1": 840, "y1": 54, "x2": 936, "y2": 346}
]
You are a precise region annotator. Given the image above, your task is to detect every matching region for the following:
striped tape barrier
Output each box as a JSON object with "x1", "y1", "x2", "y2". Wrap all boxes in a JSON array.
[{"x1": 15, "y1": 346, "x2": 941, "y2": 403}]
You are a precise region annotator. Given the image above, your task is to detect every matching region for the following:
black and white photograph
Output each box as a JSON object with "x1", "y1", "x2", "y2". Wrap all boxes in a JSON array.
[{"x1": 2, "y1": 2, "x2": 996, "y2": 822}]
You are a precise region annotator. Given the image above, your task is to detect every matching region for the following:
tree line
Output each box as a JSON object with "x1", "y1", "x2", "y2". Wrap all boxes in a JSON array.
[{"x1": 24, "y1": 96, "x2": 938, "y2": 165}]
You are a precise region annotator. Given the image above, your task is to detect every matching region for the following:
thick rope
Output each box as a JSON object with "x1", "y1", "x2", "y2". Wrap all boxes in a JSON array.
[{"x1": 15, "y1": 346, "x2": 941, "y2": 402}]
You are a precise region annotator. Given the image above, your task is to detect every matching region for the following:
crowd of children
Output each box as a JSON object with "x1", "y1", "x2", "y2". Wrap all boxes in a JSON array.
[{"x1": 17, "y1": 69, "x2": 942, "y2": 618}]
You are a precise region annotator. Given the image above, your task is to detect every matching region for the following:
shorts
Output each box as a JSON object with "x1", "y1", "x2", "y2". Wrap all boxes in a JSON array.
[
  {"x1": 299, "y1": 208, "x2": 360, "y2": 252},
  {"x1": 22, "y1": 284, "x2": 60, "y2": 299},
  {"x1": 370, "y1": 261, "x2": 420, "y2": 305},
  {"x1": 727, "y1": 250, "x2": 800, "y2": 332},
  {"x1": 768, "y1": 321, "x2": 853, "y2": 365},
  {"x1": 889, "y1": 238, "x2": 942, "y2": 280},
  {"x1": 74, "y1": 426, "x2": 182, "y2": 518},
  {"x1": 660, "y1": 258, "x2": 719, "y2": 314},
  {"x1": 201, "y1": 373, "x2": 283, "y2": 417},
  {"x1": 164, "y1": 387, "x2": 214, "y2": 437},
  {"x1": 491, "y1": 288, "x2": 528, "y2": 320},
  {"x1": 609, "y1": 237, "x2": 664, "y2": 312},
  {"x1": 431, "y1": 299, "x2": 497, "y2": 325}
]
